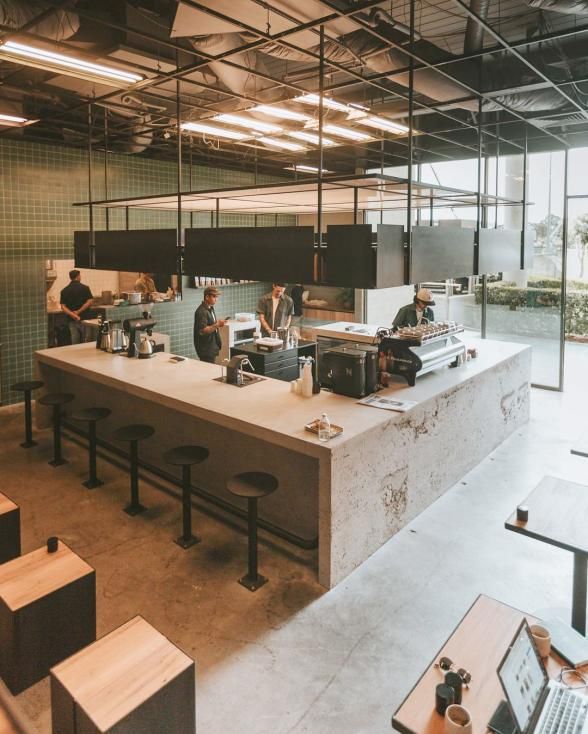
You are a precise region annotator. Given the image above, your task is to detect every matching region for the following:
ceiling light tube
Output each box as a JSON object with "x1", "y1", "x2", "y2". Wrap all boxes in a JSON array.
[
  {"x1": 0, "y1": 112, "x2": 31, "y2": 126},
  {"x1": 356, "y1": 116, "x2": 409, "y2": 134},
  {"x1": 258, "y1": 137, "x2": 306, "y2": 151},
  {"x1": 250, "y1": 104, "x2": 311, "y2": 122},
  {"x1": 181, "y1": 121, "x2": 249, "y2": 140},
  {"x1": 213, "y1": 113, "x2": 282, "y2": 134},
  {"x1": 285, "y1": 164, "x2": 333, "y2": 174},
  {"x1": 294, "y1": 94, "x2": 353, "y2": 113},
  {"x1": 0, "y1": 40, "x2": 143, "y2": 86},
  {"x1": 323, "y1": 124, "x2": 372, "y2": 141},
  {"x1": 287, "y1": 131, "x2": 337, "y2": 146}
]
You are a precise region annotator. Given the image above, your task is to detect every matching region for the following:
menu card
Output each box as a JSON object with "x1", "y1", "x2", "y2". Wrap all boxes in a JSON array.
[{"x1": 357, "y1": 394, "x2": 418, "y2": 412}]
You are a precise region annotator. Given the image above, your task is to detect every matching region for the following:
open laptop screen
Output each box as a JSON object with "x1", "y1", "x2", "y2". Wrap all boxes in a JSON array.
[{"x1": 497, "y1": 620, "x2": 549, "y2": 734}]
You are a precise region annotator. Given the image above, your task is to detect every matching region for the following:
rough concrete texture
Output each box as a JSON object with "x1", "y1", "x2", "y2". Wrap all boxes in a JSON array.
[{"x1": 1, "y1": 342, "x2": 587, "y2": 733}]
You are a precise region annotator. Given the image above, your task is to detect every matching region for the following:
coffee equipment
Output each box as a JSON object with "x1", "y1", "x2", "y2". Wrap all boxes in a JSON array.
[
  {"x1": 123, "y1": 317, "x2": 157, "y2": 358},
  {"x1": 109, "y1": 327, "x2": 128, "y2": 353},
  {"x1": 96, "y1": 319, "x2": 109, "y2": 349},
  {"x1": 138, "y1": 336, "x2": 156, "y2": 359},
  {"x1": 320, "y1": 345, "x2": 378, "y2": 398},
  {"x1": 226, "y1": 355, "x2": 254, "y2": 385}
]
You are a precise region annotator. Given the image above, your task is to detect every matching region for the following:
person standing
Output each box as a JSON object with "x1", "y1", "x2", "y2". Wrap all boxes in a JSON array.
[
  {"x1": 194, "y1": 286, "x2": 226, "y2": 363},
  {"x1": 135, "y1": 272, "x2": 156, "y2": 295},
  {"x1": 60, "y1": 269, "x2": 93, "y2": 344},
  {"x1": 257, "y1": 283, "x2": 294, "y2": 336},
  {"x1": 290, "y1": 283, "x2": 305, "y2": 326},
  {"x1": 392, "y1": 287, "x2": 435, "y2": 330}
]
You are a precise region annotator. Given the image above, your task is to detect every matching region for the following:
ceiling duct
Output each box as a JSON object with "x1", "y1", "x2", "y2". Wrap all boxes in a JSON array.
[
  {"x1": 464, "y1": 0, "x2": 490, "y2": 54},
  {"x1": 0, "y1": 0, "x2": 79, "y2": 40},
  {"x1": 527, "y1": 0, "x2": 588, "y2": 14}
]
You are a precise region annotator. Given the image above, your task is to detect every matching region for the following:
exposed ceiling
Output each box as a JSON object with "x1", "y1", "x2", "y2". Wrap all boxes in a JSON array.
[{"x1": 1, "y1": 0, "x2": 588, "y2": 179}]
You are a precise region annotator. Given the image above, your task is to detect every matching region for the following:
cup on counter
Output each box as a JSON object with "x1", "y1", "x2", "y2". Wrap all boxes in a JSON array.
[
  {"x1": 293, "y1": 379, "x2": 302, "y2": 395},
  {"x1": 270, "y1": 331, "x2": 278, "y2": 340},
  {"x1": 444, "y1": 704, "x2": 472, "y2": 734},
  {"x1": 530, "y1": 624, "x2": 551, "y2": 658}
]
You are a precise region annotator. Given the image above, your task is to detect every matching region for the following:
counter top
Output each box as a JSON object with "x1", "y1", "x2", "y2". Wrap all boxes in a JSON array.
[
  {"x1": 314, "y1": 321, "x2": 383, "y2": 343},
  {"x1": 35, "y1": 339, "x2": 528, "y2": 455}
]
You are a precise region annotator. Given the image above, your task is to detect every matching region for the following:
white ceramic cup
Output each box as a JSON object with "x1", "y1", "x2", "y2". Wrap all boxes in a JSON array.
[
  {"x1": 444, "y1": 704, "x2": 472, "y2": 734},
  {"x1": 530, "y1": 624, "x2": 551, "y2": 658}
]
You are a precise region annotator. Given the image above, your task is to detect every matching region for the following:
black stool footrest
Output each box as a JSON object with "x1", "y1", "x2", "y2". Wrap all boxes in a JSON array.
[
  {"x1": 83, "y1": 478, "x2": 104, "y2": 490},
  {"x1": 238, "y1": 574, "x2": 268, "y2": 592},
  {"x1": 124, "y1": 503, "x2": 147, "y2": 517},
  {"x1": 174, "y1": 534, "x2": 200, "y2": 550}
]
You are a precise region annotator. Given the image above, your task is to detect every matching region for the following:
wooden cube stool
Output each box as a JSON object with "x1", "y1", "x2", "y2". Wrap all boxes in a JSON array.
[
  {"x1": 0, "y1": 541, "x2": 96, "y2": 694},
  {"x1": 51, "y1": 616, "x2": 195, "y2": 734},
  {"x1": 0, "y1": 493, "x2": 20, "y2": 564}
]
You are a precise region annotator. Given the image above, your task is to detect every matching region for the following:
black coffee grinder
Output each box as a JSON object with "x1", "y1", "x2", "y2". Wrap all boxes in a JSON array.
[{"x1": 123, "y1": 317, "x2": 157, "y2": 358}]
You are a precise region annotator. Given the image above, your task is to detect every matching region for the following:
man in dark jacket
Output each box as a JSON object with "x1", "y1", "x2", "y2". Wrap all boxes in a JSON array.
[
  {"x1": 392, "y1": 288, "x2": 435, "y2": 330},
  {"x1": 60, "y1": 269, "x2": 93, "y2": 344},
  {"x1": 194, "y1": 286, "x2": 226, "y2": 363}
]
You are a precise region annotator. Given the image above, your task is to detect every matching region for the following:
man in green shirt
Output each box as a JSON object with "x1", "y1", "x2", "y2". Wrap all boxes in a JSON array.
[{"x1": 392, "y1": 288, "x2": 435, "y2": 330}]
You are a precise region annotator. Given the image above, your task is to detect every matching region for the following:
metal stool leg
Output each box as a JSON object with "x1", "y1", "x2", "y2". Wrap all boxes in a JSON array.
[
  {"x1": 124, "y1": 439, "x2": 146, "y2": 515},
  {"x1": 239, "y1": 497, "x2": 267, "y2": 592},
  {"x1": 83, "y1": 421, "x2": 103, "y2": 489},
  {"x1": 21, "y1": 390, "x2": 36, "y2": 449},
  {"x1": 175, "y1": 465, "x2": 200, "y2": 549},
  {"x1": 49, "y1": 404, "x2": 67, "y2": 467}
]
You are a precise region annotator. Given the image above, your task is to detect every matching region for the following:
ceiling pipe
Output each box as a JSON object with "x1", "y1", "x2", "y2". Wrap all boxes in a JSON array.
[
  {"x1": 0, "y1": 0, "x2": 79, "y2": 40},
  {"x1": 464, "y1": 0, "x2": 490, "y2": 54},
  {"x1": 527, "y1": 0, "x2": 588, "y2": 14}
]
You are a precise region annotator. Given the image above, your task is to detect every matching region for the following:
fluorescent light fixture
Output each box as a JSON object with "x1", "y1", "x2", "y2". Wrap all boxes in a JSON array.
[
  {"x1": 287, "y1": 131, "x2": 337, "y2": 146},
  {"x1": 356, "y1": 115, "x2": 409, "y2": 134},
  {"x1": 285, "y1": 164, "x2": 333, "y2": 174},
  {"x1": 0, "y1": 112, "x2": 31, "y2": 126},
  {"x1": 0, "y1": 40, "x2": 143, "y2": 86},
  {"x1": 294, "y1": 94, "x2": 352, "y2": 113},
  {"x1": 180, "y1": 121, "x2": 249, "y2": 140},
  {"x1": 258, "y1": 137, "x2": 306, "y2": 151},
  {"x1": 213, "y1": 113, "x2": 282, "y2": 134},
  {"x1": 323, "y1": 124, "x2": 372, "y2": 141},
  {"x1": 250, "y1": 104, "x2": 311, "y2": 122}
]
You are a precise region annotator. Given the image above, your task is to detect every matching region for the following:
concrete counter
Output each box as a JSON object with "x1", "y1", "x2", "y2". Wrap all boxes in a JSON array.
[{"x1": 35, "y1": 340, "x2": 531, "y2": 588}]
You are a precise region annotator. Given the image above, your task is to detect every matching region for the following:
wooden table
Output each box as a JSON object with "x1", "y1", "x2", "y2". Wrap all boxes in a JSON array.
[
  {"x1": 392, "y1": 595, "x2": 578, "y2": 734},
  {"x1": 505, "y1": 476, "x2": 588, "y2": 634},
  {"x1": 0, "y1": 540, "x2": 95, "y2": 694},
  {"x1": 0, "y1": 493, "x2": 20, "y2": 564},
  {"x1": 51, "y1": 615, "x2": 195, "y2": 734}
]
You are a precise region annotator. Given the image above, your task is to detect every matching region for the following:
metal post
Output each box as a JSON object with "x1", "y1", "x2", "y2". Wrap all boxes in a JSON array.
[
  {"x1": 50, "y1": 405, "x2": 66, "y2": 467},
  {"x1": 176, "y1": 465, "x2": 199, "y2": 548},
  {"x1": 475, "y1": 97, "x2": 483, "y2": 276},
  {"x1": 560, "y1": 148, "x2": 569, "y2": 392},
  {"x1": 84, "y1": 421, "x2": 102, "y2": 489},
  {"x1": 572, "y1": 553, "x2": 587, "y2": 635},
  {"x1": 88, "y1": 104, "x2": 95, "y2": 268},
  {"x1": 317, "y1": 24, "x2": 325, "y2": 281},
  {"x1": 495, "y1": 121, "x2": 500, "y2": 229},
  {"x1": 125, "y1": 440, "x2": 145, "y2": 515},
  {"x1": 125, "y1": 206, "x2": 129, "y2": 230},
  {"x1": 406, "y1": 0, "x2": 415, "y2": 284},
  {"x1": 104, "y1": 109, "x2": 109, "y2": 231},
  {"x1": 239, "y1": 497, "x2": 267, "y2": 591},
  {"x1": 216, "y1": 198, "x2": 220, "y2": 228},
  {"x1": 429, "y1": 196, "x2": 433, "y2": 226},
  {"x1": 22, "y1": 391, "x2": 35, "y2": 448},
  {"x1": 353, "y1": 187, "x2": 358, "y2": 224},
  {"x1": 521, "y1": 127, "x2": 528, "y2": 269},
  {"x1": 176, "y1": 67, "x2": 183, "y2": 284}
]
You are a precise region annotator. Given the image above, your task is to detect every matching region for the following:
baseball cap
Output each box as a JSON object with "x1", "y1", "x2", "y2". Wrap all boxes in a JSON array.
[
  {"x1": 204, "y1": 286, "x2": 221, "y2": 297},
  {"x1": 415, "y1": 287, "x2": 435, "y2": 305}
]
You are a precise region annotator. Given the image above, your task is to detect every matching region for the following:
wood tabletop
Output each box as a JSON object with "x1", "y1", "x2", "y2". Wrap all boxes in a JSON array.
[
  {"x1": 505, "y1": 475, "x2": 588, "y2": 555},
  {"x1": 50, "y1": 615, "x2": 194, "y2": 732},
  {"x1": 0, "y1": 541, "x2": 93, "y2": 612},
  {"x1": 0, "y1": 493, "x2": 18, "y2": 516},
  {"x1": 392, "y1": 595, "x2": 576, "y2": 734}
]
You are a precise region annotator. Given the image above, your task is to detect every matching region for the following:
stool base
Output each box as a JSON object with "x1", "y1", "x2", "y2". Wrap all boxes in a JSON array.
[
  {"x1": 20, "y1": 439, "x2": 37, "y2": 449},
  {"x1": 49, "y1": 457, "x2": 68, "y2": 467},
  {"x1": 174, "y1": 534, "x2": 200, "y2": 550},
  {"x1": 83, "y1": 478, "x2": 103, "y2": 490},
  {"x1": 124, "y1": 502, "x2": 147, "y2": 516},
  {"x1": 238, "y1": 573, "x2": 268, "y2": 592}
]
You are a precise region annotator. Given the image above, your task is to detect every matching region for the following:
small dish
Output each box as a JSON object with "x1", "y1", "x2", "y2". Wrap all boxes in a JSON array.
[{"x1": 304, "y1": 420, "x2": 343, "y2": 438}]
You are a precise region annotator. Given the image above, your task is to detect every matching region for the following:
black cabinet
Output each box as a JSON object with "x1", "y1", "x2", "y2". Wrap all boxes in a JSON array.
[{"x1": 231, "y1": 340, "x2": 317, "y2": 382}]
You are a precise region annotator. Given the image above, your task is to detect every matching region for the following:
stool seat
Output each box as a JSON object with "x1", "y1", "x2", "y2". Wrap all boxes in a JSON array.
[
  {"x1": 164, "y1": 445, "x2": 209, "y2": 467},
  {"x1": 11, "y1": 380, "x2": 44, "y2": 393},
  {"x1": 38, "y1": 392, "x2": 74, "y2": 407},
  {"x1": 113, "y1": 424, "x2": 154, "y2": 442},
  {"x1": 227, "y1": 472, "x2": 278, "y2": 499},
  {"x1": 72, "y1": 407, "x2": 111, "y2": 423}
]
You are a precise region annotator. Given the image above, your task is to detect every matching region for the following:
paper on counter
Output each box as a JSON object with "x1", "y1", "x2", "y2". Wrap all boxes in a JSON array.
[{"x1": 358, "y1": 394, "x2": 418, "y2": 412}]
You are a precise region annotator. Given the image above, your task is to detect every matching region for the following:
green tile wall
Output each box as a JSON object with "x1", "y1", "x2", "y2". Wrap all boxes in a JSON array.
[{"x1": 0, "y1": 138, "x2": 293, "y2": 405}]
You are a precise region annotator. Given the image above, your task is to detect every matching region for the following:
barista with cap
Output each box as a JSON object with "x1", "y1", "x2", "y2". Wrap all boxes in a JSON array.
[
  {"x1": 392, "y1": 287, "x2": 435, "y2": 330},
  {"x1": 194, "y1": 286, "x2": 226, "y2": 363}
]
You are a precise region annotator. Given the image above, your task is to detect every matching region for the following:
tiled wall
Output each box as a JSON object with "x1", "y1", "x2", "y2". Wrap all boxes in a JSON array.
[{"x1": 0, "y1": 138, "x2": 291, "y2": 404}]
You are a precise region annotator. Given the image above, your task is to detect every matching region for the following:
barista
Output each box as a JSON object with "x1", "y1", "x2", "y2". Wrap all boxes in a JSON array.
[
  {"x1": 135, "y1": 273, "x2": 156, "y2": 295},
  {"x1": 257, "y1": 283, "x2": 294, "y2": 336},
  {"x1": 392, "y1": 287, "x2": 435, "y2": 330},
  {"x1": 194, "y1": 286, "x2": 226, "y2": 363}
]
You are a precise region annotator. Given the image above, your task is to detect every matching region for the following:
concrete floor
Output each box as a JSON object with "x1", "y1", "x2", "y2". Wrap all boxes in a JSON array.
[{"x1": 1, "y1": 342, "x2": 588, "y2": 734}]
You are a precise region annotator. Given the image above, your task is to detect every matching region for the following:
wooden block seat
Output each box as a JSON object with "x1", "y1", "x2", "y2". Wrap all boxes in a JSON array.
[
  {"x1": 0, "y1": 541, "x2": 96, "y2": 694},
  {"x1": 163, "y1": 445, "x2": 209, "y2": 550},
  {"x1": 51, "y1": 615, "x2": 195, "y2": 734},
  {"x1": 0, "y1": 493, "x2": 20, "y2": 564}
]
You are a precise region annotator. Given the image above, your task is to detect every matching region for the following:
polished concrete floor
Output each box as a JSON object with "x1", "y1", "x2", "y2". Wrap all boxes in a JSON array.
[{"x1": 1, "y1": 342, "x2": 587, "y2": 733}]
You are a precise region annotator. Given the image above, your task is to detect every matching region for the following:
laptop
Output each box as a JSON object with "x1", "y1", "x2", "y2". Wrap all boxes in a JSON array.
[{"x1": 497, "y1": 619, "x2": 588, "y2": 734}]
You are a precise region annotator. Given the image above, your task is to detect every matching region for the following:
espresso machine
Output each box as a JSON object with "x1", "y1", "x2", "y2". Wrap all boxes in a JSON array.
[{"x1": 123, "y1": 317, "x2": 157, "y2": 358}]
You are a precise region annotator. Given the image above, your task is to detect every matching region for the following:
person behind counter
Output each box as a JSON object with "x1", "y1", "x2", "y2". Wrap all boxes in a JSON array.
[
  {"x1": 60, "y1": 269, "x2": 93, "y2": 344},
  {"x1": 257, "y1": 283, "x2": 294, "y2": 336},
  {"x1": 135, "y1": 272, "x2": 156, "y2": 295},
  {"x1": 194, "y1": 286, "x2": 226, "y2": 363},
  {"x1": 392, "y1": 287, "x2": 435, "y2": 329}
]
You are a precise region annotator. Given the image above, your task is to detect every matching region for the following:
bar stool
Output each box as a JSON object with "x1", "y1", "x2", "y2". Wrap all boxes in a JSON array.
[
  {"x1": 72, "y1": 407, "x2": 111, "y2": 489},
  {"x1": 226, "y1": 471, "x2": 278, "y2": 592},
  {"x1": 163, "y1": 445, "x2": 209, "y2": 549},
  {"x1": 11, "y1": 380, "x2": 44, "y2": 448},
  {"x1": 38, "y1": 392, "x2": 75, "y2": 466},
  {"x1": 113, "y1": 424, "x2": 155, "y2": 516}
]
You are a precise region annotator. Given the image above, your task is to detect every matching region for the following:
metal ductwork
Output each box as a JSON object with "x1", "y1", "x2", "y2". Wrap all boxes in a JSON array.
[
  {"x1": 527, "y1": 0, "x2": 588, "y2": 14},
  {"x1": 0, "y1": 0, "x2": 79, "y2": 40},
  {"x1": 464, "y1": 0, "x2": 490, "y2": 54}
]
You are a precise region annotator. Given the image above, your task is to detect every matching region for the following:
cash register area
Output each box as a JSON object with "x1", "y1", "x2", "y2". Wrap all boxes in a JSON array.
[{"x1": 2, "y1": 343, "x2": 586, "y2": 732}]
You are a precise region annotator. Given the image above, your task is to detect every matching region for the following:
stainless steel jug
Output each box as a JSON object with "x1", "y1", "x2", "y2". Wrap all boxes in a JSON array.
[{"x1": 138, "y1": 336, "x2": 156, "y2": 359}]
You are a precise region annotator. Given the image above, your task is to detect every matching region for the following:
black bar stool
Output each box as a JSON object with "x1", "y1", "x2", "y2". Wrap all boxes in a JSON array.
[
  {"x1": 113, "y1": 424, "x2": 155, "y2": 516},
  {"x1": 163, "y1": 445, "x2": 209, "y2": 549},
  {"x1": 38, "y1": 393, "x2": 75, "y2": 466},
  {"x1": 11, "y1": 380, "x2": 44, "y2": 448},
  {"x1": 226, "y1": 471, "x2": 278, "y2": 592},
  {"x1": 71, "y1": 407, "x2": 111, "y2": 489}
]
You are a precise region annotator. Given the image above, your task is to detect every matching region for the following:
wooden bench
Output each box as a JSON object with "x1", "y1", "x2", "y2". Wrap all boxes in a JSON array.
[
  {"x1": 0, "y1": 679, "x2": 39, "y2": 734},
  {"x1": 0, "y1": 493, "x2": 20, "y2": 564},
  {"x1": 0, "y1": 540, "x2": 96, "y2": 694},
  {"x1": 51, "y1": 616, "x2": 195, "y2": 734}
]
